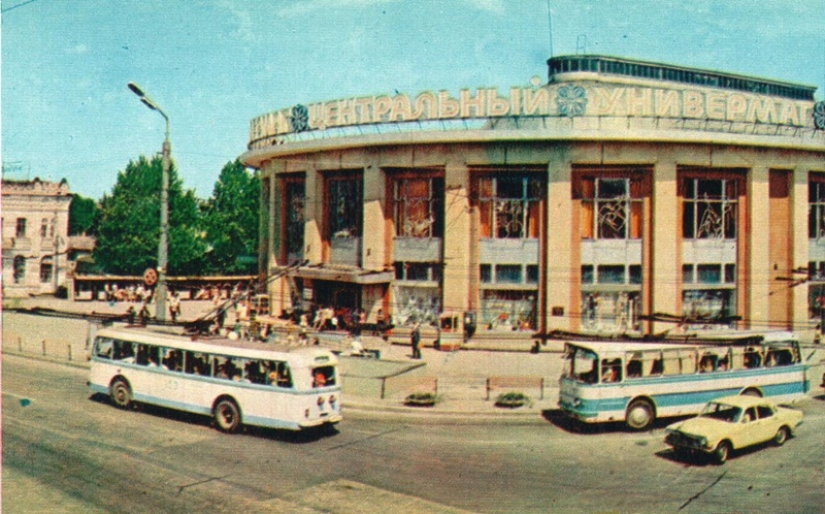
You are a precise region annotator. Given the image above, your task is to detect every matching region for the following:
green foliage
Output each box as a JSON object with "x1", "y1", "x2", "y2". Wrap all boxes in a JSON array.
[
  {"x1": 404, "y1": 392, "x2": 437, "y2": 407},
  {"x1": 95, "y1": 155, "x2": 206, "y2": 276},
  {"x1": 494, "y1": 391, "x2": 531, "y2": 409},
  {"x1": 200, "y1": 159, "x2": 260, "y2": 275},
  {"x1": 68, "y1": 194, "x2": 99, "y2": 235}
]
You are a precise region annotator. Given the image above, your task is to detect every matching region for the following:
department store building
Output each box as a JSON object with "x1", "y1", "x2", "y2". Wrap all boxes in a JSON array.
[{"x1": 241, "y1": 55, "x2": 825, "y2": 338}]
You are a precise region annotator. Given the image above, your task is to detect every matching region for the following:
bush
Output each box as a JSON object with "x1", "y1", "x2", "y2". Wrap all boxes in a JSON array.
[
  {"x1": 404, "y1": 392, "x2": 437, "y2": 407},
  {"x1": 495, "y1": 391, "x2": 531, "y2": 409}
]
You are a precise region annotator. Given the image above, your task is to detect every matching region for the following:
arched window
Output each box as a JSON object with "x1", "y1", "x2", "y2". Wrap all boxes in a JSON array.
[
  {"x1": 40, "y1": 256, "x2": 53, "y2": 283},
  {"x1": 13, "y1": 256, "x2": 26, "y2": 284}
]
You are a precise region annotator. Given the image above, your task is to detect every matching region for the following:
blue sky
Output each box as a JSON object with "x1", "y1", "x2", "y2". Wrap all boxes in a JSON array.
[{"x1": 2, "y1": 0, "x2": 824, "y2": 199}]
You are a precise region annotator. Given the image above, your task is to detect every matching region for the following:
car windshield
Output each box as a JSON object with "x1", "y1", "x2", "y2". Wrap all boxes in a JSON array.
[{"x1": 699, "y1": 402, "x2": 741, "y2": 423}]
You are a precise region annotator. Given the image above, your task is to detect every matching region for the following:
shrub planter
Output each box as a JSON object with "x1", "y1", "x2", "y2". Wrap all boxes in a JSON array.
[
  {"x1": 404, "y1": 392, "x2": 437, "y2": 407},
  {"x1": 494, "y1": 391, "x2": 531, "y2": 409}
]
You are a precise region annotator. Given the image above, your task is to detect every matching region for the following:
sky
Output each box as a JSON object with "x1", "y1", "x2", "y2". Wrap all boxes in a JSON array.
[{"x1": 2, "y1": 0, "x2": 824, "y2": 200}]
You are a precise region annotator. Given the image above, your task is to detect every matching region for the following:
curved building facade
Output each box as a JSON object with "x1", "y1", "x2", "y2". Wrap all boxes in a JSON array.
[{"x1": 241, "y1": 55, "x2": 825, "y2": 338}]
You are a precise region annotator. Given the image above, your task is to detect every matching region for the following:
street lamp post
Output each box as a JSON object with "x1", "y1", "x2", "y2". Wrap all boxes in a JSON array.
[{"x1": 128, "y1": 82, "x2": 169, "y2": 321}]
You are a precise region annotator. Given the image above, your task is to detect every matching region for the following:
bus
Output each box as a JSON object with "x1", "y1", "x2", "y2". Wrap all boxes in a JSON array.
[
  {"x1": 87, "y1": 327, "x2": 342, "y2": 433},
  {"x1": 558, "y1": 332, "x2": 810, "y2": 430}
]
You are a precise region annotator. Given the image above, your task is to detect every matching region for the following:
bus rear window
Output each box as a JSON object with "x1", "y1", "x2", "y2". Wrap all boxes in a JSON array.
[{"x1": 312, "y1": 366, "x2": 336, "y2": 387}]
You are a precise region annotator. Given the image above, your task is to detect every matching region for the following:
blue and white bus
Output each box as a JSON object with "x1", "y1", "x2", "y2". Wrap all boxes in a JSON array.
[
  {"x1": 88, "y1": 327, "x2": 342, "y2": 433},
  {"x1": 558, "y1": 332, "x2": 810, "y2": 430}
]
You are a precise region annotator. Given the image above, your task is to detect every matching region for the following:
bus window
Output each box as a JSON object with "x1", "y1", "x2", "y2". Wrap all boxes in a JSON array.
[
  {"x1": 95, "y1": 337, "x2": 114, "y2": 359},
  {"x1": 743, "y1": 348, "x2": 762, "y2": 368},
  {"x1": 275, "y1": 362, "x2": 292, "y2": 388},
  {"x1": 699, "y1": 352, "x2": 717, "y2": 373},
  {"x1": 566, "y1": 348, "x2": 598, "y2": 384},
  {"x1": 184, "y1": 352, "x2": 210, "y2": 376},
  {"x1": 113, "y1": 340, "x2": 135, "y2": 363},
  {"x1": 717, "y1": 352, "x2": 730, "y2": 371},
  {"x1": 245, "y1": 360, "x2": 267, "y2": 384},
  {"x1": 146, "y1": 346, "x2": 162, "y2": 368},
  {"x1": 214, "y1": 356, "x2": 229, "y2": 379},
  {"x1": 601, "y1": 358, "x2": 621, "y2": 383},
  {"x1": 765, "y1": 348, "x2": 793, "y2": 367},
  {"x1": 626, "y1": 353, "x2": 643, "y2": 378},
  {"x1": 135, "y1": 344, "x2": 150, "y2": 366},
  {"x1": 163, "y1": 349, "x2": 183, "y2": 372},
  {"x1": 313, "y1": 366, "x2": 335, "y2": 387}
]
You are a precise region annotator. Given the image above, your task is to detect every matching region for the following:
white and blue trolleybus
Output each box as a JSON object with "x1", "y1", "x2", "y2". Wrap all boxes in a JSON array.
[
  {"x1": 558, "y1": 332, "x2": 810, "y2": 430},
  {"x1": 88, "y1": 327, "x2": 342, "y2": 433}
]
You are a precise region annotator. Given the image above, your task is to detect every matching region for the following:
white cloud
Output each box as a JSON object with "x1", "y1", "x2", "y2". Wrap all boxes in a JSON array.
[
  {"x1": 65, "y1": 44, "x2": 88, "y2": 55},
  {"x1": 463, "y1": 0, "x2": 506, "y2": 14},
  {"x1": 275, "y1": 0, "x2": 391, "y2": 17}
]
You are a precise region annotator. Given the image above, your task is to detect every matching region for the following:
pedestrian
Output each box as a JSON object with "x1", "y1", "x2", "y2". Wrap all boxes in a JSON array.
[
  {"x1": 126, "y1": 305, "x2": 136, "y2": 325},
  {"x1": 138, "y1": 303, "x2": 150, "y2": 326},
  {"x1": 168, "y1": 291, "x2": 181, "y2": 322},
  {"x1": 411, "y1": 323, "x2": 421, "y2": 359}
]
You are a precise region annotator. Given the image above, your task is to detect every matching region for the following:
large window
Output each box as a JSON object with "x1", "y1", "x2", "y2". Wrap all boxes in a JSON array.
[
  {"x1": 40, "y1": 257, "x2": 53, "y2": 283},
  {"x1": 15, "y1": 218, "x2": 27, "y2": 238},
  {"x1": 478, "y1": 175, "x2": 543, "y2": 239},
  {"x1": 326, "y1": 174, "x2": 362, "y2": 238},
  {"x1": 285, "y1": 179, "x2": 305, "y2": 261},
  {"x1": 13, "y1": 255, "x2": 26, "y2": 283},
  {"x1": 393, "y1": 176, "x2": 443, "y2": 238},
  {"x1": 809, "y1": 177, "x2": 825, "y2": 240},
  {"x1": 682, "y1": 178, "x2": 738, "y2": 239},
  {"x1": 580, "y1": 178, "x2": 643, "y2": 239}
]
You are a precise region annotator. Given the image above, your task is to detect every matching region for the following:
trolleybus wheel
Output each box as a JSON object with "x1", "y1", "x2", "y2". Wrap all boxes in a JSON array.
[
  {"x1": 110, "y1": 378, "x2": 132, "y2": 409},
  {"x1": 625, "y1": 399, "x2": 654, "y2": 431},
  {"x1": 214, "y1": 398, "x2": 241, "y2": 433}
]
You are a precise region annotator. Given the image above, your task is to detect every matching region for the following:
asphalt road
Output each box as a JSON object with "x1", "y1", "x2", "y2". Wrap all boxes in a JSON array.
[{"x1": 3, "y1": 355, "x2": 825, "y2": 513}]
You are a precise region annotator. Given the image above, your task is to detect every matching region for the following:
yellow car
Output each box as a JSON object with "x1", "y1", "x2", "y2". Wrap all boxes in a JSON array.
[{"x1": 664, "y1": 395, "x2": 803, "y2": 464}]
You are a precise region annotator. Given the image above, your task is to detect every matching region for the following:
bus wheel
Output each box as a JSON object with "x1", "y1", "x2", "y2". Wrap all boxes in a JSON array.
[
  {"x1": 626, "y1": 399, "x2": 654, "y2": 430},
  {"x1": 110, "y1": 379, "x2": 132, "y2": 409},
  {"x1": 214, "y1": 399, "x2": 241, "y2": 433}
]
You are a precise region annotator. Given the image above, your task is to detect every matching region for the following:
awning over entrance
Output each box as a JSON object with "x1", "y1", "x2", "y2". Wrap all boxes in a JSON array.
[{"x1": 284, "y1": 265, "x2": 394, "y2": 285}]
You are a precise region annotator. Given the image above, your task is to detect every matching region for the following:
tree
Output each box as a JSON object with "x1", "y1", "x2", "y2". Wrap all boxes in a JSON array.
[
  {"x1": 68, "y1": 193, "x2": 99, "y2": 235},
  {"x1": 95, "y1": 155, "x2": 206, "y2": 276},
  {"x1": 201, "y1": 160, "x2": 260, "y2": 275}
]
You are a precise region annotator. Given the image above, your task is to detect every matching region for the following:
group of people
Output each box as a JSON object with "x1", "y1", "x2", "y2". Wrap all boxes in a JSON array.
[{"x1": 307, "y1": 305, "x2": 367, "y2": 333}]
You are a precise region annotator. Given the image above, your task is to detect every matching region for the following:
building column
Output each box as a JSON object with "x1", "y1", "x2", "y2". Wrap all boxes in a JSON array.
[
  {"x1": 650, "y1": 161, "x2": 680, "y2": 335},
  {"x1": 545, "y1": 153, "x2": 573, "y2": 333},
  {"x1": 362, "y1": 164, "x2": 386, "y2": 272},
  {"x1": 442, "y1": 162, "x2": 472, "y2": 315},
  {"x1": 749, "y1": 166, "x2": 771, "y2": 329},
  {"x1": 304, "y1": 164, "x2": 323, "y2": 265},
  {"x1": 791, "y1": 167, "x2": 811, "y2": 333}
]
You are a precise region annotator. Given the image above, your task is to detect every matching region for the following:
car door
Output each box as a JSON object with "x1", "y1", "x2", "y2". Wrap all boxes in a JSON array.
[
  {"x1": 735, "y1": 407, "x2": 760, "y2": 447},
  {"x1": 752, "y1": 404, "x2": 780, "y2": 444}
]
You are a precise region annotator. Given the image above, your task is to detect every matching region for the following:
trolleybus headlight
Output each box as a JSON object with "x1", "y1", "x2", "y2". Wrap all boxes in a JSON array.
[
  {"x1": 305, "y1": 408, "x2": 310, "y2": 418},
  {"x1": 317, "y1": 396, "x2": 325, "y2": 407},
  {"x1": 329, "y1": 395, "x2": 336, "y2": 405}
]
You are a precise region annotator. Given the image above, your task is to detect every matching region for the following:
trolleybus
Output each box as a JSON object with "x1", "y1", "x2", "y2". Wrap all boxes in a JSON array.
[
  {"x1": 558, "y1": 332, "x2": 810, "y2": 430},
  {"x1": 88, "y1": 327, "x2": 341, "y2": 433}
]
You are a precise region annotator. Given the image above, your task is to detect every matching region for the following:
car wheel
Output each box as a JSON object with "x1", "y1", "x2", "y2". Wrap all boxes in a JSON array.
[
  {"x1": 625, "y1": 399, "x2": 654, "y2": 430},
  {"x1": 714, "y1": 441, "x2": 731, "y2": 464},
  {"x1": 110, "y1": 378, "x2": 132, "y2": 409},
  {"x1": 214, "y1": 398, "x2": 241, "y2": 433},
  {"x1": 774, "y1": 426, "x2": 789, "y2": 446}
]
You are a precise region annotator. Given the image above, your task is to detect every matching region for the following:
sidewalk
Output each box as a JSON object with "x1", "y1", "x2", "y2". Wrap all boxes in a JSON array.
[{"x1": 2, "y1": 297, "x2": 561, "y2": 423}]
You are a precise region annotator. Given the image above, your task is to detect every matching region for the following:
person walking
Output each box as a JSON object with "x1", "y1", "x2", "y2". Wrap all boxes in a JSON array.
[{"x1": 411, "y1": 323, "x2": 421, "y2": 359}]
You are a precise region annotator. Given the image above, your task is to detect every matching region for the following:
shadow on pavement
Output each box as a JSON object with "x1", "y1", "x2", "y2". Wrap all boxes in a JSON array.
[{"x1": 88, "y1": 393, "x2": 339, "y2": 443}]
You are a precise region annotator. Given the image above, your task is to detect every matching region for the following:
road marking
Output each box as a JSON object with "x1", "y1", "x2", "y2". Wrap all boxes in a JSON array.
[{"x1": 2, "y1": 391, "x2": 35, "y2": 402}]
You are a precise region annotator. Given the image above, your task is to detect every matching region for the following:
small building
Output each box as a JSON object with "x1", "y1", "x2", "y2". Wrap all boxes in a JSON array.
[{"x1": 2, "y1": 178, "x2": 72, "y2": 297}]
